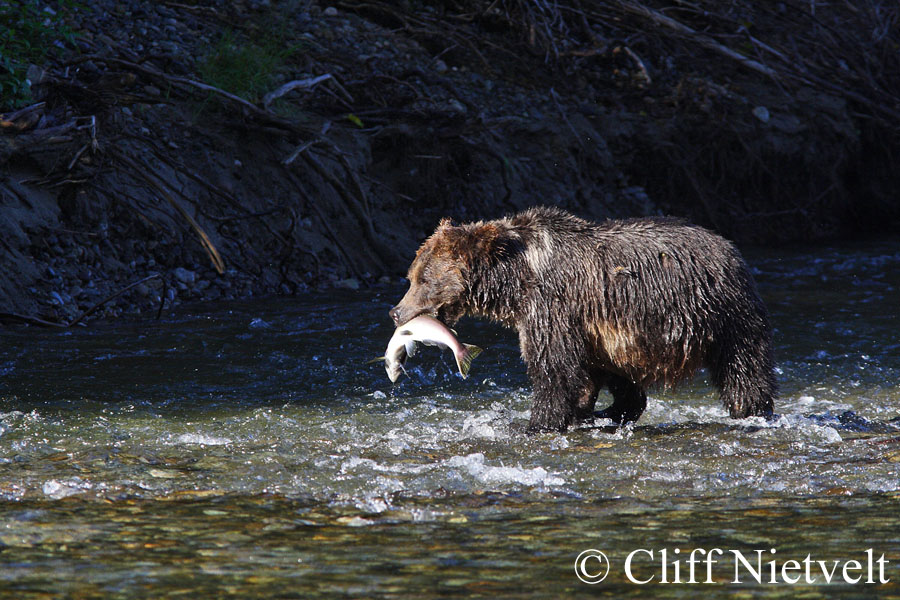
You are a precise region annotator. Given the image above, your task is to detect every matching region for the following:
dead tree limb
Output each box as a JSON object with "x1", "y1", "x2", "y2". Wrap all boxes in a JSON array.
[
  {"x1": 112, "y1": 150, "x2": 226, "y2": 274},
  {"x1": 0, "y1": 274, "x2": 162, "y2": 328},
  {"x1": 613, "y1": 1, "x2": 781, "y2": 80}
]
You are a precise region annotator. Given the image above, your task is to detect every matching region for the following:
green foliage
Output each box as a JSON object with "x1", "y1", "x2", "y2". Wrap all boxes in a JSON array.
[
  {"x1": 0, "y1": 0, "x2": 78, "y2": 109},
  {"x1": 198, "y1": 29, "x2": 302, "y2": 103}
]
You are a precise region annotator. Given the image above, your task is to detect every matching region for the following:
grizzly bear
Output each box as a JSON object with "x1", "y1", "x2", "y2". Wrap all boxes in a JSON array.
[{"x1": 389, "y1": 206, "x2": 776, "y2": 432}]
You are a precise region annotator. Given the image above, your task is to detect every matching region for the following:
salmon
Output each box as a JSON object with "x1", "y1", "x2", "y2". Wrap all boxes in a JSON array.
[{"x1": 373, "y1": 315, "x2": 482, "y2": 382}]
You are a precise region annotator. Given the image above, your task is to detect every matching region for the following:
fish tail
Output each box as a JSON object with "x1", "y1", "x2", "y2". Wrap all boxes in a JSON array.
[{"x1": 456, "y1": 344, "x2": 483, "y2": 379}]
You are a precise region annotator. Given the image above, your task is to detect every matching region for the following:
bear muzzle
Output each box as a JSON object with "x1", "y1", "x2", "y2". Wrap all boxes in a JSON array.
[
  {"x1": 390, "y1": 304, "x2": 445, "y2": 327},
  {"x1": 389, "y1": 305, "x2": 421, "y2": 327}
]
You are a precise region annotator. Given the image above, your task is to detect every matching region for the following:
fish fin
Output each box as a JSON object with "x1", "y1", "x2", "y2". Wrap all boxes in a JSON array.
[
  {"x1": 390, "y1": 363, "x2": 408, "y2": 383},
  {"x1": 456, "y1": 344, "x2": 483, "y2": 379},
  {"x1": 405, "y1": 340, "x2": 417, "y2": 357},
  {"x1": 367, "y1": 356, "x2": 386, "y2": 364}
]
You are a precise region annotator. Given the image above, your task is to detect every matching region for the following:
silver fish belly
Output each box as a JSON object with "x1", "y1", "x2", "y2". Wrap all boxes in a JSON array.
[{"x1": 377, "y1": 315, "x2": 482, "y2": 382}]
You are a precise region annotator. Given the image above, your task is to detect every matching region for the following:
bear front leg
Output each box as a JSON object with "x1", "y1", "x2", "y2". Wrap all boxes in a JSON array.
[
  {"x1": 519, "y1": 321, "x2": 595, "y2": 433},
  {"x1": 525, "y1": 359, "x2": 596, "y2": 433},
  {"x1": 709, "y1": 339, "x2": 776, "y2": 419},
  {"x1": 594, "y1": 375, "x2": 647, "y2": 425},
  {"x1": 527, "y1": 373, "x2": 585, "y2": 433}
]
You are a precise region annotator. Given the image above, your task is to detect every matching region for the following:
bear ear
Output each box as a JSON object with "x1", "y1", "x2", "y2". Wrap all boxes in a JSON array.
[
  {"x1": 444, "y1": 222, "x2": 504, "y2": 265},
  {"x1": 437, "y1": 217, "x2": 454, "y2": 231},
  {"x1": 469, "y1": 223, "x2": 502, "y2": 253},
  {"x1": 426, "y1": 220, "x2": 508, "y2": 267}
]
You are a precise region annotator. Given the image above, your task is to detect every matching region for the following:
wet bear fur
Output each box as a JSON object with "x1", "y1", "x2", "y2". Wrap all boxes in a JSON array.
[{"x1": 389, "y1": 206, "x2": 777, "y2": 432}]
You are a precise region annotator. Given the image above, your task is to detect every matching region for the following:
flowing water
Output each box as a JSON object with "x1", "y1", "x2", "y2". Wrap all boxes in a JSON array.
[{"x1": 1, "y1": 240, "x2": 899, "y2": 598}]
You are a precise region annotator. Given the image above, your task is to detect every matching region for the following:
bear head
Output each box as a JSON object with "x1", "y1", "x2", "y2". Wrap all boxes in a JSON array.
[{"x1": 389, "y1": 218, "x2": 506, "y2": 327}]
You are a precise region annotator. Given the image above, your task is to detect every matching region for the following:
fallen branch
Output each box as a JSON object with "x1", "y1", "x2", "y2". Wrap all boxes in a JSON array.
[
  {"x1": 0, "y1": 312, "x2": 66, "y2": 327},
  {"x1": 609, "y1": 1, "x2": 900, "y2": 126},
  {"x1": 112, "y1": 149, "x2": 226, "y2": 274},
  {"x1": 262, "y1": 74, "x2": 335, "y2": 109},
  {"x1": 618, "y1": 45, "x2": 651, "y2": 86},
  {"x1": 67, "y1": 274, "x2": 162, "y2": 327},
  {"x1": 613, "y1": 1, "x2": 781, "y2": 80},
  {"x1": 282, "y1": 140, "x2": 319, "y2": 165},
  {"x1": 0, "y1": 274, "x2": 163, "y2": 328},
  {"x1": 0, "y1": 102, "x2": 46, "y2": 131},
  {"x1": 0, "y1": 120, "x2": 79, "y2": 164},
  {"x1": 145, "y1": 143, "x2": 293, "y2": 252},
  {"x1": 282, "y1": 168, "x2": 365, "y2": 280},
  {"x1": 299, "y1": 151, "x2": 386, "y2": 263},
  {"x1": 65, "y1": 55, "x2": 308, "y2": 136}
]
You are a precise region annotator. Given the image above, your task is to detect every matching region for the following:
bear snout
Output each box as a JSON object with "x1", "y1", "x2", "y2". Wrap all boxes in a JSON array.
[
  {"x1": 390, "y1": 304, "x2": 434, "y2": 326},
  {"x1": 390, "y1": 305, "x2": 420, "y2": 326}
]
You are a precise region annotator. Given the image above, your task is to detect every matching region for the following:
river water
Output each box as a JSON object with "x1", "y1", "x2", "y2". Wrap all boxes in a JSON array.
[{"x1": 1, "y1": 240, "x2": 899, "y2": 598}]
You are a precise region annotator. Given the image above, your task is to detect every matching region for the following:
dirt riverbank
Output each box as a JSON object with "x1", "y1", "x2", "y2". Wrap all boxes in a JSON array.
[{"x1": 2, "y1": 0, "x2": 898, "y2": 324}]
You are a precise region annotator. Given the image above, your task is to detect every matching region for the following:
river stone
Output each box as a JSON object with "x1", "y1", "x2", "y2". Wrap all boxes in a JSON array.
[
  {"x1": 752, "y1": 106, "x2": 770, "y2": 123},
  {"x1": 173, "y1": 267, "x2": 196, "y2": 285},
  {"x1": 334, "y1": 277, "x2": 359, "y2": 290}
]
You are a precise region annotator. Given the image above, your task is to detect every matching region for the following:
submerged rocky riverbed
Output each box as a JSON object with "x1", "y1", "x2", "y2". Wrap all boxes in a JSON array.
[{"x1": 1, "y1": 239, "x2": 899, "y2": 597}]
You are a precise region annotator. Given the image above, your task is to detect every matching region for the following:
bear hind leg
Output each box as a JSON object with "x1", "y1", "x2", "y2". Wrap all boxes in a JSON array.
[
  {"x1": 594, "y1": 375, "x2": 647, "y2": 425},
  {"x1": 574, "y1": 377, "x2": 601, "y2": 422},
  {"x1": 709, "y1": 340, "x2": 776, "y2": 419}
]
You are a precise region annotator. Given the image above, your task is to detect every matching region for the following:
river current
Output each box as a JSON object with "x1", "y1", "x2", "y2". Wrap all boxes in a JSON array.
[{"x1": 1, "y1": 240, "x2": 899, "y2": 598}]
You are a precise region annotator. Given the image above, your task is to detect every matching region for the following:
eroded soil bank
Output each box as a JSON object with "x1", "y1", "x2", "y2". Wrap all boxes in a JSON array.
[{"x1": 2, "y1": 0, "x2": 898, "y2": 323}]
